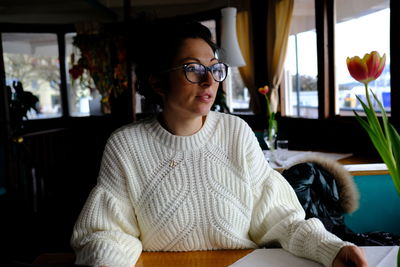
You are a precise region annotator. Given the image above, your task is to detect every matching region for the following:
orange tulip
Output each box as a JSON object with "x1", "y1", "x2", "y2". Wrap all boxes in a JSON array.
[
  {"x1": 346, "y1": 51, "x2": 386, "y2": 85},
  {"x1": 258, "y1": 85, "x2": 269, "y2": 95},
  {"x1": 258, "y1": 85, "x2": 277, "y2": 146},
  {"x1": 346, "y1": 51, "x2": 400, "y2": 195}
]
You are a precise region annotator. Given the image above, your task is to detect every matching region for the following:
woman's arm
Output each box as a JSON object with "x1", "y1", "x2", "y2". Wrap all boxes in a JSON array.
[
  {"x1": 243, "y1": 127, "x2": 358, "y2": 267},
  {"x1": 71, "y1": 134, "x2": 142, "y2": 267}
]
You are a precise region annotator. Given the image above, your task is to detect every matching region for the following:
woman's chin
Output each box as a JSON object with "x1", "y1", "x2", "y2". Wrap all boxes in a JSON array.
[{"x1": 194, "y1": 105, "x2": 213, "y2": 117}]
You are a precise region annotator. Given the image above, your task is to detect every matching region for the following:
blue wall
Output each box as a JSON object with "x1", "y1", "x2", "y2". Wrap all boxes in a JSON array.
[{"x1": 344, "y1": 174, "x2": 400, "y2": 235}]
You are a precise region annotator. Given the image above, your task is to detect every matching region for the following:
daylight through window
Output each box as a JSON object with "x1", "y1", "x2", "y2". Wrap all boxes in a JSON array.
[
  {"x1": 335, "y1": 0, "x2": 390, "y2": 116},
  {"x1": 3, "y1": 33, "x2": 62, "y2": 119}
]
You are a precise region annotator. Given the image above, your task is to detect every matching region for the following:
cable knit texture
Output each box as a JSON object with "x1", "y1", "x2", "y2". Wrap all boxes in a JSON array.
[{"x1": 71, "y1": 111, "x2": 352, "y2": 267}]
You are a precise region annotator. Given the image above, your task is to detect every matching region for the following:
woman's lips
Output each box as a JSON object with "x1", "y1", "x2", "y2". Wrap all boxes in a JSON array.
[{"x1": 196, "y1": 93, "x2": 213, "y2": 103}]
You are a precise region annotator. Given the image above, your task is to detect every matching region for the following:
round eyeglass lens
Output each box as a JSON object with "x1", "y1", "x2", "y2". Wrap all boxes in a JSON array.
[
  {"x1": 184, "y1": 63, "x2": 227, "y2": 83},
  {"x1": 212, "y1": 63, "x2": 227, "y2": 82},
  {"x1": 185, "y1": 63, "x2": 206, "y2": 83}
]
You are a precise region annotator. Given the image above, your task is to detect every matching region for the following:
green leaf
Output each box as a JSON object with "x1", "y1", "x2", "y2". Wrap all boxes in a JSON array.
[
  {"x1": 387, "y1": 124, "x2": 400, "y2": 194},
  {"x1": 355, "y1": 95, "x2": 375, "y2": 128},
  {"x1": 354, "y1": 111, "x2": 372, "y2": 132},
  {"x1": 371, "y1": 90, "x2": 389, "y2": 125},
  {"x1": 355, "y1": 89, "x2": 400, "y2": 196},
  {"x1": 355, "y1": 95, "x2": 389, "y2": 155},
  {"x1": 388, "y1": 124, "x2": 400, "y2": 161},
  {"x1": 397, "y1": 245, "x2": 400, "y2": 267},
  {"x1": 368, "y1": 91, "x2": 400, "y2": 193},
  {"x1": 354, "y1": 111, "x2": 388, "y2": 155},
  {"x1": 355, "y1": 114, "x2": 396, "y2": 178},
  {"x1": 371, "y1": 90, "x2": 392, "y2": 148},
  {"x1": 355, "y1": 95, "x2": 386, "y2": 141}
]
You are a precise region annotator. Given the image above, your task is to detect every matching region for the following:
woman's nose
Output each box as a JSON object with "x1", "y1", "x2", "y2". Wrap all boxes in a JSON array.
[{"x1": 200, "y1": 70, "x2": 215, "y2": 86}]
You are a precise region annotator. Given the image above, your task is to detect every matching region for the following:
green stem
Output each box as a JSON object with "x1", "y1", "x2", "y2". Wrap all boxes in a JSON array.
[
  {"x1": 398, "y1": 247, "x2": 400, "y2": 267},
  {"x1": 365, "y1": 83, "x2": 373, "y2": 111},
  {"x1": 364, "y1": 83, "x2": 386, "y2": 142},
  {"x1": 265, "y1": 95, "x2": 271, "y2": 117}
]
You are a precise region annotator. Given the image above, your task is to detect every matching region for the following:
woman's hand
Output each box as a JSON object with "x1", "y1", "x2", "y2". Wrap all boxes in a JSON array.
[{"x1": 333, "y1": 246, "x2": 368, "y2": 267}]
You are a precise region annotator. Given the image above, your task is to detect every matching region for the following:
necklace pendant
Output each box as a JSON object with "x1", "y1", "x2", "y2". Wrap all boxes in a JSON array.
[{"x1": 169, "y1": 160, "x2": 177, "y2": 168}]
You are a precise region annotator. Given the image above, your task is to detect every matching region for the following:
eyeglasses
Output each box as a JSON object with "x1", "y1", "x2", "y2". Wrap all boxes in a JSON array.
[{"x1": 163, "y1": 62, "x2": 229, "y2": 84}]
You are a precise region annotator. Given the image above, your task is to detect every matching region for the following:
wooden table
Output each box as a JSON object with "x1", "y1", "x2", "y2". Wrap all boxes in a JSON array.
[
  {"x1": 266, "y1": 149, "x2": 389, "y2": 176},
  {"x1": 338, "y1": 154, "x2": 389, "y2": 176},
  {"x1": 34, "y1": 249, "x2": 254, "y2": 267},
  {"x1": 135, "y1": 249, "x2": 253, "y2": 267}
]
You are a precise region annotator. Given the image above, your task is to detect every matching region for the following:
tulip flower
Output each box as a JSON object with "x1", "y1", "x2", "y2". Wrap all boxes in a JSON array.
[
  {"x1": 347, "y1": 51, "x2": 400, "y2": 195},
  {"x1": 258, "y1": 85, "x2": 278, "y2": 151},
  {"x1": 258, "y1": 85, "x2": 269, "y2": 96},
  {"x1": 346, "y1": 51, "x2": 386, "y2": 85},
  {"x1": 347, "y1": 51, "x2": 386, "y2": 111}
]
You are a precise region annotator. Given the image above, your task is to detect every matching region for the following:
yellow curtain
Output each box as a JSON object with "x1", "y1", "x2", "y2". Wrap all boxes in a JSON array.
[
  {"x1": 266, "y1": 0, "x2": 294, "y2": 113},
  {"x1": 237, "y1": 10, "x2": 260, "y2": 113}
]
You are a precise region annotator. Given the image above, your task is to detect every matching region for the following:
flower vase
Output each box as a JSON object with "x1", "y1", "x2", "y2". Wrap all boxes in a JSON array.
[{"x1": 263, "y1": 127, "x2": 277, "y2": 162}]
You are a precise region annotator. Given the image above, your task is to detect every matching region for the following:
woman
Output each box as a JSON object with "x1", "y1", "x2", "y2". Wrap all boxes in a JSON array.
[{"x1": 71, "y1": 20, "x2": 367, "y2": 267}]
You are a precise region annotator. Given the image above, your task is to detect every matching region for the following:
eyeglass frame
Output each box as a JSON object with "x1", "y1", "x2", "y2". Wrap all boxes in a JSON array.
[{"x1": 161, "y1": 62, "x2": 229, "y2": 84}]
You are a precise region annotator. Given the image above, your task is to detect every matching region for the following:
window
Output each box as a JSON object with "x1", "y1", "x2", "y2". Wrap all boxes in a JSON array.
[
  {"x1": 283, "y1": 0, "x2": 318, "y2": 118},
  {"x1": 65, "y1": 32, "x2": 92, "y2": 117},
  {"x1": 283, "y1": 0, "x2": 390, "y2": 119},
  {"x1": 2, "y1": 33, "x2": 62, "y2": 119},
  {"x1": 335, "y1": 0, "x2": 390, "y2": 116},
  {"x1": 230, "y1": 66, "x2": 250, "y2": 110}
]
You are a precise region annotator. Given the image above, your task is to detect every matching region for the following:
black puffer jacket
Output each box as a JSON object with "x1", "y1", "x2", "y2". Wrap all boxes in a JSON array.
[{"x1": 281, "y1": 156, "x2": 400, "y2": 246}]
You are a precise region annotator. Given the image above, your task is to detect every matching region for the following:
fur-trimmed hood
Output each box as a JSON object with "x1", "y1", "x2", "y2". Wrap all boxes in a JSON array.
[{"x1": 282, "y1": 155, "x2": 359, "y2": 214}]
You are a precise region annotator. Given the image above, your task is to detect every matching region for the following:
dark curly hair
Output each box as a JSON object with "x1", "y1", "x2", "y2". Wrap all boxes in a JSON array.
[{"x1": 133, "y1": 19, "x2": 219, "y2": 111}]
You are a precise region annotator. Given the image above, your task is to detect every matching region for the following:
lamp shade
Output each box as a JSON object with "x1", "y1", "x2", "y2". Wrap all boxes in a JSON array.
[{"x1": 220, "y1": 7, "x2": 246, "y2": 67}]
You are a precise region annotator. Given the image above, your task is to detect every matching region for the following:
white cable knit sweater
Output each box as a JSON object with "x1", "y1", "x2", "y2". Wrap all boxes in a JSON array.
[{"x1": 71, "y1": 111, "x2": 351, "y2": 267}]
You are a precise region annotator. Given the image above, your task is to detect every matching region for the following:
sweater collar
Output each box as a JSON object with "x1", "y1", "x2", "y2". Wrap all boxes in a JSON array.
[{"x1": 145, "y1": 111, "x2": 219, "y2": 151}]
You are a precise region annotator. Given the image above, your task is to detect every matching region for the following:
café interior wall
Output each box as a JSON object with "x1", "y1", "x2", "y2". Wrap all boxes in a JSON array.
[{"x1": 345, "y1": 174, "x2": 400, "y2": 235}]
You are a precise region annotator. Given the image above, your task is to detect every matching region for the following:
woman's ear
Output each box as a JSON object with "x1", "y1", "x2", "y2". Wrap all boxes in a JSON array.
[{"x1": 149, "y1": 75, "x2": 164, "y2": 96}]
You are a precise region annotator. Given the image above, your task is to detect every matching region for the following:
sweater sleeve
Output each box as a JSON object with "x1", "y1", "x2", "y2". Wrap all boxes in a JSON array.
[
  {"x1": 245, "y1": 131, "x2": 352, "y2": 267},
  {"x1": 71, "y1": 134, "x2": 142, "y2": 267}
]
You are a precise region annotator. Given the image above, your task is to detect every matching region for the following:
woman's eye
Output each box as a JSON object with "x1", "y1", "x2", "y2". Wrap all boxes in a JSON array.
[
  {"x1": 213, "y1": 67, "x2": 221, "y2": 73},
  {"x1": 194, "y1": 69, "x2": 204, "y2": 74},
  {"x1": 186, "y1": 66, "x2": 196, "y2": 72}
]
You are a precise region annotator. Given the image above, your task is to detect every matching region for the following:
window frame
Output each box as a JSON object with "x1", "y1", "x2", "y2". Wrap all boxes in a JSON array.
[
  {"x1": 1, "y1": 24, "x2": 74, "y2": 121},
  {"x1": 316, "y1": 0, "x2": 398, "y2": 124},
  {"x1": 249, "y1": 0, "x2": 399, "y2": 156},
  {"x1": 0, "y1": 23, "x2": 135, "y2": 134},
  {"x1": 389, "y1": 0, "x2": 400, "y2": 127}
]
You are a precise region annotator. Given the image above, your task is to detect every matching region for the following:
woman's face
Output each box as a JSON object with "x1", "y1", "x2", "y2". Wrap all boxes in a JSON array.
[{"x1": 161, "y1": 38, "x2": 220, "y2": 119}]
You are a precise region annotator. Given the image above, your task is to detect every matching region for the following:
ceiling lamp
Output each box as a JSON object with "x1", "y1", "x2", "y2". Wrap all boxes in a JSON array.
[{"x1": 220, "y1": 7, "x2": 246, "y2": 67}]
